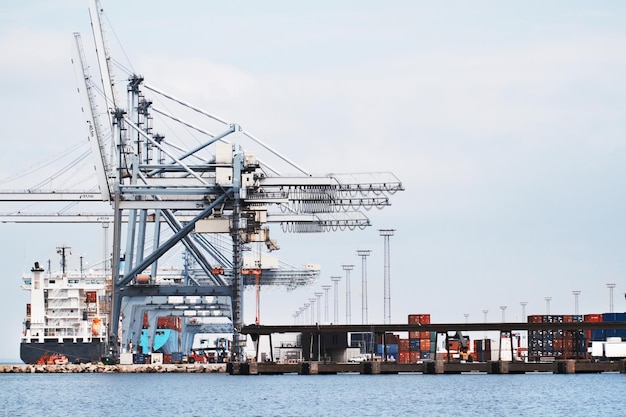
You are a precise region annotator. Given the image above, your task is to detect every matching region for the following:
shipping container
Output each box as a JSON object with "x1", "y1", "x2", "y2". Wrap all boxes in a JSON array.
[
  {"x1": 376, "y1": 344, "x2": 398, "y2": 355},
  {"x1": 408, "y1": 314, "x2": 430, "y2": 325},
  {"x1": 399, "y1": 339, "x2": 410, "y2": 352},
  {"x1": 398, "y1": 351, "x2": 411, "y2": 364},
  {"x1": 409, "y1": 339, "x2": 420, "y2": 351},
  {"x1": 171, "y1": 352, "x2": 184, "y2": 364},
  {"x1": 377, "y1": 333, "x2": 400, "y2": 345},
  {"x1": 410, "y1": 351, "x2": 421, "y2": 362}
]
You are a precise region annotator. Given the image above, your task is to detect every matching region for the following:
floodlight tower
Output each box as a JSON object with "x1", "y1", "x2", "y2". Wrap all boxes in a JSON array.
[
  {"x1": 342, "y1": 265, "x2": 354, "y2": 324},
  {"x1": 331, "y1": 276, "x2": 341, "y2": 324},
  {"x1": 520, "y1": 302, "x2": 527, "y2": 320},
  {"x1": 500, "y1": 305, "x2": 507, "y2": 323},
  {"x1": 356, "y1": 250, "x2": 371, "y2": 324},
  {"x1": 607, "y1": 283, "x2": 616, "y2": 313},
  {"x1": 303, "y1": 303, "x2": 310, "y2": 324},
  {"x1": 464, "y1": 313, "x2": 469, "y2": 323},
  {"x1": 572, "y1": 291, "x2": 581, "y2": 315},
  {"x1": 315, "y1": 292, "x2": 323, "y2": 323},
  {"x1": 309, "y1": 298, "x2": 317, "y2": 325},
  {"x1": 545, "y1": 297, "x2": 552, "y2": 315},
  {"x1": 379, "y1": 229, "x2": 395, "y2": 324},
  {"x1": 322, "y1": 285, "x2": 331, "y2": 323}
]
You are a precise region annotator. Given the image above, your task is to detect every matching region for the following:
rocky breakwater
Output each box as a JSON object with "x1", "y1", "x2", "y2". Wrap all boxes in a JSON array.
[{"x1": 0, "y1": 363, "x2": 227, "y2": 373}]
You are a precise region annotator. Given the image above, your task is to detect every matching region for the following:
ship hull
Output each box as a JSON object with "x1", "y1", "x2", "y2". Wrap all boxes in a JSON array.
[{"x1": 20, "y1": 338, "x2": 106, "y2": 364}]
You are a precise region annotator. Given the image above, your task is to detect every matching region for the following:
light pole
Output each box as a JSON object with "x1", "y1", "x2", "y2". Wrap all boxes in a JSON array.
[
  {"x1": 520, "y1": 302, "x2": 527, "y2": 321},
  {"x1": 356, "y1": 250, "x2": 371, "y2": 324},
  {"x1": 464, "y1": 313, "x2": 469, "y2": 323},
  {"x1": 607, "y1": 283, "x2": 616, "y2": 313},
  {"x1": 482, "y1": 310, "x2": 488, "y2": 338},
  {"x1": 322, "y1": 285, "x2": 331, "y2": 323},
  {"x1": 379, "y1": 229, "x2": 395, "y2": 324},
  {"x1": 304, "y1": 303, "x2": 310, "y2": 324},
  {"x1": 331, "y1": 276, "x2": 341, "y2": 324},
  {"x1": 309, "y1": 298, "x2": 316, "y2": 325},
  {"x1": 315, "y1": 292, "x2": 323, "y2": 324},
  {"x1": 342, "y1": 265, "x2": 354, "y2": 325},
  {"x1": 572, "y1": 291, "x2": 581, "y2": 316},
  {"x1": 545, "y1": 297, "x2": 552, "y2": 315},
  {"x1": 500, "y1": 306, "x2": 507, "y2": 323}
]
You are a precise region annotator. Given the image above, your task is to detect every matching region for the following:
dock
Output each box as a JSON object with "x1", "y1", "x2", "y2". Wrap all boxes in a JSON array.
[{"x1": 228, "y1": 359, "x2": 626, "y2": 375}]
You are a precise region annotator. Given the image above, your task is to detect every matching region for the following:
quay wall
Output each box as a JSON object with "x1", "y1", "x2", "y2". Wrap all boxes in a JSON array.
[{"x1": 0, "y1": 363, "x2": 227, "y2": 373}]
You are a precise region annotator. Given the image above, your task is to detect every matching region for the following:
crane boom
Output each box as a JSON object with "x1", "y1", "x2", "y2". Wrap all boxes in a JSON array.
[{"x1": 71, "y1": 32, "x2": 111, "y2": 201}]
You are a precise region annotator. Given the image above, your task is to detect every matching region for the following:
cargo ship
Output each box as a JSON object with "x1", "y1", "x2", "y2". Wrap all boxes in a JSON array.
[{"x1": 20, "y1": 247, "x2": 110, "y2": 364}]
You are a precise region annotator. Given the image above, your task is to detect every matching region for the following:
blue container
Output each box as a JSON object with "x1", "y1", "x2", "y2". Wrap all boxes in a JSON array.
[
  {"x1": 420, "y1": 351, "x2": 431, "y2": 360},
  {"x1": 409, "y1": 339, "x2": 420, "y2": 351},
  {"x1": 133, "y1": 354, "x2": 145, "y2": 364},
  {"x1": 171, "y1": 352, "x2": 184, "y2": 363},
  {"x1": 590, "y1": 330, "x2": 606, "y2": 341},
  {"x1": 602, "y1": 313, "x2": 626, "y2": 322},
  {"x1": 377, "y1": 344, "x2": 398, "y2": 355}
]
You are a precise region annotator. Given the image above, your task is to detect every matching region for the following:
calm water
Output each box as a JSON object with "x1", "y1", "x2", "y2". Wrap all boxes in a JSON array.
[{"x1": 1, "y1": 372, "x2": 625, "y2": 416}]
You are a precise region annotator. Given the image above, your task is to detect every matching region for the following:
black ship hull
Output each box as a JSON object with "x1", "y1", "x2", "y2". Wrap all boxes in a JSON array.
[{"x1": 20, "y1": 338, "x2": 106, "y2": 364}]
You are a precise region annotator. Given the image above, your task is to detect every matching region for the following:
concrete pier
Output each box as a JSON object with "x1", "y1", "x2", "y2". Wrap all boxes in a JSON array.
[{"x1": 228, "y1": 359, "x2": 626, "y2": 375}]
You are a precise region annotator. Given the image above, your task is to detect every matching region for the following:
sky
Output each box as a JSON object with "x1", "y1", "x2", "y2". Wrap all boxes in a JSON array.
[{"x1": 1, "y1": 1, "x2": 626, "y2": 361}]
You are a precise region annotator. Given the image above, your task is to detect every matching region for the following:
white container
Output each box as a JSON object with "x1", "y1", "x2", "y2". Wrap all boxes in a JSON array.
[
  {"x1": 119, "y1": 352, "x2": 133, "y2": 365},
  {"x1": 604, "y1": 342, "x2": 626, "y2": 358}
]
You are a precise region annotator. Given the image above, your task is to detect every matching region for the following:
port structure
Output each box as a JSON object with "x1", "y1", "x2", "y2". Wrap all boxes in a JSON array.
[{"x1": 0, "y1": 0, "x2": 403, "y2": 360}]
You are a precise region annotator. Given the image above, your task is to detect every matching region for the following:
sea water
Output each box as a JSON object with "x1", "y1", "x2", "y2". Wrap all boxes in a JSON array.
[{"x1": 1, "y1": 372, "x2": 625, "y2": 416}]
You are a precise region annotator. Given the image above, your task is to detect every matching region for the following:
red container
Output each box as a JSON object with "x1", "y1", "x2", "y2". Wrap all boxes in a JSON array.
[
  {"x1": 399, "y1": 339, "x2": 410, "y2": 352},
  {"x1": 410, "y1": 351, "x2": 421, "y2": 363},
  {"x1": 408, "y1": 331, "x2": 419, "y2": 339},
  {"x1": 563, "y1": 315, "x2": 573, "y2": 323},
  {"x1": 162, "y1": 354, "x2": 172, "y2": 364},
  {"x1": 398, "y1": 351, "x2": 411, "y2": 364},
  {"x1": 408, "y1": 314, "x2": 431, "y2": 325},
  {"x1": 420, "y1": 339, "x2": 431, "y2": 351},
  {"x1": 528, "y1": 315, "x2": 543, "y2": 324},
  {"x1": 584, "y1": 314, "x2": 603, "y2": 322},
  {"x1": 377, "y1": 333, "x2": 400, "y2": 345}
]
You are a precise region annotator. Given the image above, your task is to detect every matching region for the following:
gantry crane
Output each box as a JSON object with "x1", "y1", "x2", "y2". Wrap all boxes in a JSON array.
[{"x1": 0, "y1": 0, "x2": 403, "y2": 361}]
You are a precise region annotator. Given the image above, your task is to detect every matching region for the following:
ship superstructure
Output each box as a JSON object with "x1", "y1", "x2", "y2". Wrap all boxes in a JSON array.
[{"x1": 20, "y1": 247, "x2": 110, "y2": 364}]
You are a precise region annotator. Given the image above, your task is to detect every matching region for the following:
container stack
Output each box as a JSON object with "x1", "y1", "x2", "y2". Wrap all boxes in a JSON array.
[
  {"x1": 590, "y1": 313, "x2": 626, "y2": 341},
  {"x1": 473, "y1": 339, "x2": 491, "y2": 362},
  {"x1": 408, "y1": 314, "x2": 435, "y2": 361},
  {"x1": 376, "y1": 333, "x2": 400, "y2": 361},
  {"x1": 527, "y1": 315, "x2": 586, "y2": 361}
]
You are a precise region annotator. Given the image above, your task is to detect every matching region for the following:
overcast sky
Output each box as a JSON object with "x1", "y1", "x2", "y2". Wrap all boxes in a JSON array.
[{"x1": 1, "y1": 1, "x2": 626, "y2": 361}]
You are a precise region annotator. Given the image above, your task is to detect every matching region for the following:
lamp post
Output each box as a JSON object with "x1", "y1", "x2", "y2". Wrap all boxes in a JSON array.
[
  {"x1": 572, "y1": 291, "x2": 581, "y2": 316},
  {"x1": 322, "y1": 285, "x2": 331, "y2": 323},
  {"x1": 520, "y1": 302, "x2": 527, "y2": 321},
  {"x1": 342, "y1": 265, "x2": 354, "y2": 325},
  {"x1": 331, "y1": 276, "x2": 341, "y2": 324},
  {"x1": 315, "y1": 292, "x2": 323, "y2": 324},
  {"x1": 464, "y1": 313, "x2": 469, "y2": 324},
  {"x1": 607, "y1": 283, "x2": 616, "y2": 313},
  {"x1": 500, "y1": 306, "x2": 507, "y2": 323},
  {"x1": 379, "y1": 229, "x2": 395, "y2": 324},
  {"x1": 356, "y1": 250, "x2": 371, "y2": 324},
  {"x1": 309, "y1": 298, "x2": 316, "y2": 325},
  {"x1": 545, "y1": 297, "x2": 552, "y2": 315}
]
